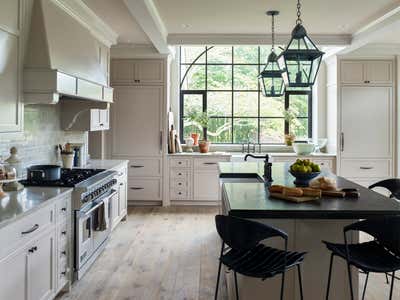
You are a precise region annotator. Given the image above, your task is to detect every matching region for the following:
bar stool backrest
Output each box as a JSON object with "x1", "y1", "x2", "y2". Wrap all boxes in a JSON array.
[
  {"x1": 215, "y1": 215, "x2": 288, "y2": 251},
  {"x1": 369, "y1": 179, "x2": 400, "y2": 199},
  {"x1": 345, "y1": 217, "x2": 400, "y2": 257}
]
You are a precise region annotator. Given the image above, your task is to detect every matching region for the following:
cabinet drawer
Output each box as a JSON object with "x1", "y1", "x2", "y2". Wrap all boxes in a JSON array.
[
  {"x1": 170, "y1": 158, "x2": 191, "y2": 169},
  {"x1": 170, "y1": 169, "x2": 191, "y2": 180},
  {"x1": 57, "y1": 221, "x2": 68, "y2": 246},
  {"x1": 172, "y1": 179, "x2": 188, "y2": 189},
  {"x1": 56, "y1": 196, "x2": 70, "y2": 223},
  {"x1": 340, "y1": 159, "x2": 392, "y2": 178},
  {"x1": 0, "y1": 203, "x2": 55, "y2": 259},
  {"x1": 128, "y1": 178, "x2": 162, "y2": 200},
  {"x1": 194, "y1": 157, "x2": 230, "y2": 170},
  {"x1": 128, "y1": 158, "x2": 161, "y2": 177},
  {"x1": 170, "y1": 188, "x2": 190, "y2": 200}
]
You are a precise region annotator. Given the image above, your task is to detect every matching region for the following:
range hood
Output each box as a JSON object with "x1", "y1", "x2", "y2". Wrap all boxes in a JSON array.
[{"x1": 23, "y1": 0, "x2": 116, "y2": 104}]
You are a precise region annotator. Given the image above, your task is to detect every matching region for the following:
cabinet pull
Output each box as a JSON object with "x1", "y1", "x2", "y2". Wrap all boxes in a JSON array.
[
  {"x1": 203, "y1": 162, "x2": 217, "y2": 165},
  {"x1": 61, "y1": 207, "x2": 67, "y2": 212},
  {"x1": 360, "y1": 166, "x2": 373, "y2": 170},
  {"x1": 61, "y1": 251, "x2": 67, "y2": 255},
  {"x1": 340, "y1": 132, "x2": 344, "y2": 152},
  {"x1": 61, "y1": 231, "x2": 67, "y2": 235},
  {"x1": 21, "y1": 224, "x2": 39, "y2": 235},
  {"x1": 119, "y1": 183, "x2": 124, "y2": 186},
  {"x1": 100, "y1": 123, "x2": 104, "y2": 126},
  {"x1": 131, "y1": 165, "x2": 144, "y2": 168},
  {"x1": 178, "y1": 173, "x2": 182, "y2": 175},
  {"x1": 178, "y1": 183, "x2": 182, "y2": 186},
  {"x1": 61, "y1": 271, "x2": 67, "y2": 276},
  {"x1": 131, "y1": 187, "x2": 144, "y2": 190},
  {"x1": 160, "y1": 131, "x2": 163, "y2": 153},
  {"x1": 28, "y1": 246, "x2": 37, "y2": 253}
]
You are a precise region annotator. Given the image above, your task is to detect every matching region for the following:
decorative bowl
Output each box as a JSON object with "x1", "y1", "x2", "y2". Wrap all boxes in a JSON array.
[
  {"x1": 293, "y1": 142, "x2": 315, "y2": 155},
  {"x1": 289, "y1": 170, "x2": 321, "y2": 187}
]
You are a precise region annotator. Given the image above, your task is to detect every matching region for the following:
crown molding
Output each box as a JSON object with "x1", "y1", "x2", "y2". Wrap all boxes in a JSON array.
[
  {"x1": 51, "y1": 0, "x2": 118, "y2": 47},
  {"x1": 167, "y1": 33, "x2": 351, "y2": 46}
]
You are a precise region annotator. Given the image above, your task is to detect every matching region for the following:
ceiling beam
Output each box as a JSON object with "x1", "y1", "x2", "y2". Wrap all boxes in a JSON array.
[
  {"x1": 123, "y1": 0, "x2": 170, "y2": 54},
  {"x1": 338, "y1": 6, "x2": 400, "y2": 55},
  {"x1": 167, "y1": 33, "x2": 351, "y2": 46}
]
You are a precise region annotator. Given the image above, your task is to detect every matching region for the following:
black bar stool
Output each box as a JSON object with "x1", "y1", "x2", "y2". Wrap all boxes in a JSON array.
[
  {"x1": 369, "y1": 178, "x2": 400, "y2": 284},
  {"x1": 214, "y1": 215, "x2": 306, "y2": 300},
  {"x1": 323, "y1": 217, "x2": 400, "y2": 300}
]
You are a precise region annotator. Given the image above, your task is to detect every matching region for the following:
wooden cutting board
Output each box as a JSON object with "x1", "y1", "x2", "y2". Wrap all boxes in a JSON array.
[{"x1": 269, "y1": 193, "x2": 320, "y2": 203}]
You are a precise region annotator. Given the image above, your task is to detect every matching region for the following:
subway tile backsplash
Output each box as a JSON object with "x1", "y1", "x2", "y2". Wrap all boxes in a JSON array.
[{"x1": 0, "y1": 105, "x2": 87, "y2": 172}]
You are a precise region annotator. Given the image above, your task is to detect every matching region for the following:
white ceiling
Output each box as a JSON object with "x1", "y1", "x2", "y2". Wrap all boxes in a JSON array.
[
  {"x1": 82, "y1": 0, "x2": 150, "y2": 44},
  {"x1": 153, "y1": 0, "x2": 399, "y2": 35}
]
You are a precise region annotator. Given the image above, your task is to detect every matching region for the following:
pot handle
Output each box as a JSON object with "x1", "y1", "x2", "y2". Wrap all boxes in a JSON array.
[{"x1": 30, "y1": 170, "x2": 45, "y2": 179}]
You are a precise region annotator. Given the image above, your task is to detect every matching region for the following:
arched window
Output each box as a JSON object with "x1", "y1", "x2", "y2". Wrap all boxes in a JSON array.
[{"x1": 179, "y1": 46, "x2": 312, "y2": 144}]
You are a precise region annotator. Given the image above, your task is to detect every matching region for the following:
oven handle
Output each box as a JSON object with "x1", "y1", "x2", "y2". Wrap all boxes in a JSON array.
[{"x1": 82, "y1": 189, "x2": 117, "y2": 217}]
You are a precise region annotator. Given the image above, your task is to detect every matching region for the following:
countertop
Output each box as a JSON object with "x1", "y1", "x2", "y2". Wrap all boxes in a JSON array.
[
  {"x1": 219, "y1": 162, "x2": 400, "y2": 219},
  {"x1": 83, "y1": 159, "x2": 129, "y2": 170},
  {"x1": 0, "y1": 187, "x2": 72, "y2": 229}
]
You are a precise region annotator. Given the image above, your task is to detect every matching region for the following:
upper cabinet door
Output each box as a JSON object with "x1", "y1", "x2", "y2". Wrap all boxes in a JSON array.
[
  {"x1": 0, "y1": 29, "x2": 21, "y2": 132},
  {"x1": 340, "y1": 61, "x2": 364, "y2": 84},
  {"x1": 341, "y1": 86, "x2": 393, "y2": 158},
  {"x1": 134, "y1": 60, "x2": 164, "y2": 84},
  {"x1": 365, "y1": 61, "x2": 393, "y2": 85},
  {"x1": 0, "y1": 0, "x2": 19, "y2": 34},
  {"x1": 112, "y1": 86, "x2": 163, "y2": 157},
  {"x1": 111, "y1": 60, "x2": 135, "y2": 85}
]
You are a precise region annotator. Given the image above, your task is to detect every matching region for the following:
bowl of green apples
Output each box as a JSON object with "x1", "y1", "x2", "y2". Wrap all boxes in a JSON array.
[{"x1": 289, "y1": 159, "x2": 321, "y2": 187}]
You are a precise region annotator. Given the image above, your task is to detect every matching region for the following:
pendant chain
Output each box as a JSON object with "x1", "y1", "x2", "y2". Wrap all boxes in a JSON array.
[
  {"x1": 296, "y1": 0, "x2": 302, "y2": 25},
  {"x1": 271, "y1": 14, "x2": 275, "y2": 51}
]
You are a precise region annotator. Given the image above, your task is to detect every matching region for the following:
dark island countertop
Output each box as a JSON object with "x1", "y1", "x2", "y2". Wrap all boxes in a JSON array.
[{"x1": 219, "y1": 162, "x2": 400, "y2": 219}]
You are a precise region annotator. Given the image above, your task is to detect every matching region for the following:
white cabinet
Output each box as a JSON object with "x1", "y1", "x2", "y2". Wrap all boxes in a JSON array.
[
  {"x1": 340, "y1": 86, "x2": 393, "y2": 158},
  {"x1": 61, "y1": 103, "x2": 110, "y2": 132},
  {"x1": 112, "y1": 86, "x2": 163, "y2": 156},
  {"x1": 0, "y1": 0, "x2": 22, "y2": 133},
  {"x1": 28, "y1": 229, "x2": 56, "y2": 300},
  {"x1": 111, "y1": 59, "x2": 164, "y2": 85},
  {"x1": 111, "y1": 163, "x2": 128, "y2": 230},
  {"x1": 169, "y1": 155, "x2": 231, "y2": 204},
  {"x1": 338, "y1": 60, "x2": 395, "y2": 184},
  {"x1": 340, "y1": 60, "x2": 393, "y2": 85},
  {"x1": 0, "y1": 245, "x2": 27, "y2": 300},
  {"x1": 91, "y1": 109, "x2": 109, "y2": 131}
]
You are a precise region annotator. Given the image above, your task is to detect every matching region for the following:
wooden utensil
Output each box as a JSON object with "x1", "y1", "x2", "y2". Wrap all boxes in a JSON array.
[{"x1": 270, "y1": 192, "x2": 320, "y2": 203}]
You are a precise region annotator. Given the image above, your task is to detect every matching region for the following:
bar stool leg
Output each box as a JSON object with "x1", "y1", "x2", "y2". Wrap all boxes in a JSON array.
[
  {"x1": 346, "y1": 262, "x2": 355, "y2": 300},
  {"x1": 280, "y1": 272, "x2": 286, "y2": 300},
  {"x1": 326, "y1": 253, "x2": 334, "y2": 300},
  {"x1": 234, "y1": 271, "x2": 239, "y2": 300},
  {"x1": 214, "y1": 260, "x2": 222, "y2": 300},
  {"x1": 297, "y1": 265, "x2": 304, "y2": 300},
  {"x1": 389, "y1": 271, "x2": 395, "y2": 300},
  {"x1": 361, "y1": 272, "x2": 369, "y2": 300}
]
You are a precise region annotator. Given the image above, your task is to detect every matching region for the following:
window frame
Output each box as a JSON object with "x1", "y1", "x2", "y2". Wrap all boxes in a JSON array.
[{"x1": 179, "y1": 46, "x2": 313, "y2": 144}]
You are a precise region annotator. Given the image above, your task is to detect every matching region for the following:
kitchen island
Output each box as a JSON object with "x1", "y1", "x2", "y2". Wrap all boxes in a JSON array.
[{"x1": 218, "y1": 162, "x2": 400, "y2": 300}]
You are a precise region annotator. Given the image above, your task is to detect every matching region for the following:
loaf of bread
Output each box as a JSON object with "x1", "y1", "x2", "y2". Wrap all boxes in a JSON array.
[
  {"x1": 301, "y1": 187, "x2": 322, "y2": 198},
  {"x1": 309, "y1": 177, "x2": 337, "y2": 190},
  {"x1": 269, "y1": 185, "x2": 284, "y2": 193},
  {"x1": 282, "y1": 187, "x2": 303, "y2": 197}
]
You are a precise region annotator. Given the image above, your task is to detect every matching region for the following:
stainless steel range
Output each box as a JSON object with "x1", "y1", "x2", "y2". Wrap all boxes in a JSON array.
[{"x1": 21, "y1": 168, "x2": 117, "y2": 280}]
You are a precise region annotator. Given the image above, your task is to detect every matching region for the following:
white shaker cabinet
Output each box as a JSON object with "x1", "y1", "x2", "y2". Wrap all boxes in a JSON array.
[
  {"x1": 340, "y1": 60, "x2": 393, "y2": 85},
  {"x1": 111, "y1": 59, "x2": 164, "y2": 85},
  {"x1": 0, "y1": 0, "x2": 22, "y2": 133},
  {"x1": 112, "y1": 86, "x2": 163, "y2": 157},
  {"x1": 193, "y1": 171, "x2": 220, "y2": 201}
]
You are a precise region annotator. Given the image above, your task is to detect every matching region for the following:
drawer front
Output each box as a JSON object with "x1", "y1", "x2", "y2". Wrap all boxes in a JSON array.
[
  {"x1": 57, "y1": 221, "x2": 68, "y2": 246},
  {"x1": 170, "y1": 169, "x2": 191, "y2": 180},
  {"x1": 172, "y1": 179, "x2": 188, "y2": 189},
  {"x1": 128, "y1": 178, "x2": 162, "y2": 200},
  {"x1": 57, "y1": 256, "x2": 69, "y2": 289},
  {"x1": 0, "y1": 203, "x2": 55, "y2": 259},
  {"x1": 340, "y1": 159, "x2": 392, "y2": 178},
  {"x1": 128, "y1": 158, "x2": 161, "y2": 177},
  {"x1": 170, "y1": 188, "x2": 190, "y2": 200},
  {"x1": 56, "y1": 196, "x2": 70, "y2": 223},
  {"x1": 194, "y1": 157, "x2": 230, "y2": 171},
  {"x1": 170, "y1": 158, "x2": 191, "y2": 169}
]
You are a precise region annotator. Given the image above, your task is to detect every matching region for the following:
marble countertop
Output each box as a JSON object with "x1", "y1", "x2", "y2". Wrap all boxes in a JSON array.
[
  {"x1": 0, "y1": 187, "x2": 72, "y2": 229},
  {"x1": 230, "y1": 152, "x2": 336, "y2": 157},
  {"x1": 219, "y1": 162, "x2": 400, "y2": 219},
  {"x1": 83, "y1": 159, "x2": 129, "y2": 170}
]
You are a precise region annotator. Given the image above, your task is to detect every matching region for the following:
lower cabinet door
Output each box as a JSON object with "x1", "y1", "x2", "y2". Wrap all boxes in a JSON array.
[
  {"x1": 28, "y1": 229, "x2": 56, "y2": 300},
  {"x1": 193, "y1": 171, "x2": 220, "y2": 201},
  {"x1": 118, "y1": 180, "x2": 127, "y2": 217},
  {"x1": 0, "y1": 246, "x2": 27, "y2": 300},
  {"x1": 110, "y1": 192, "x2": 120, "y2": 230}
]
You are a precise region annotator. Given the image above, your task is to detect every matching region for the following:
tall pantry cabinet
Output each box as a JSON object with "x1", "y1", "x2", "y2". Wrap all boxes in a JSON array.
[
  {"x1": 337, "y1": 60, "x2": 395, "y2": 187},
  {"x1": 110, "y1": 59, "x2": 167, "y2": 205}
]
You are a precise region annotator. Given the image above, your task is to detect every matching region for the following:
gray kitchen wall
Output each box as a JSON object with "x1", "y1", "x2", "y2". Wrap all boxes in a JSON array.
[{"x1": 0, "y1": 105, "x2": 86, "y2": 172}]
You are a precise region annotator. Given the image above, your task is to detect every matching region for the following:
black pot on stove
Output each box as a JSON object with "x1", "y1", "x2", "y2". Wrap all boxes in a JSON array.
[{"x1": 27, "y1": 165, "x2": 61, "y2": 181}]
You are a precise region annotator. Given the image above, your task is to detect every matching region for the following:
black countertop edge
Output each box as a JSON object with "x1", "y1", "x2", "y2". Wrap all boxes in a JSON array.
[{"x1": 228, "y1": 210, "x2": 400, "y2": 220}]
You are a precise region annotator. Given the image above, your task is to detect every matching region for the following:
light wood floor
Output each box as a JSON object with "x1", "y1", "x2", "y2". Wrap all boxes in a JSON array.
[{"x1": 58, "y1": 207, "x2": 398, "y2": 300}]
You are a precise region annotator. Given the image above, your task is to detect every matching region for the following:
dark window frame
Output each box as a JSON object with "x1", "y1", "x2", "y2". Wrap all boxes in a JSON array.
[{"x1": 179, "y1": 46, "x2": 312, "y2": 144}]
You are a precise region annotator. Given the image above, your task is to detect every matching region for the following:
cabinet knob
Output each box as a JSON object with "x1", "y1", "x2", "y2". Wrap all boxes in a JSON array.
[
  {"x1": 178, "y1": 183, "x2": 182, "y2": 186},
  {"x1": 61, "y1": 271, "x2": 67, "y2": 276},
  {"x1": 178, "y1": 162, "x2": 182, "y2": 164},
  {"x1": 61, "y1": 207, "x2": 67, "y2": 212},
  {"x1": 61, "y1": 231, "x2": 67, "y2": 235},
  {"x1": 62, "y1": 251, "x2": 67, "y2": 256},
  {"x1": 178, "y1": 173, "x2": 182, "y2": 175},
  {"x1": 178, "y1": 192, "x2": 182, "y2": 195},
  {"x1": 120, "y1": 183, "x2": 123, "y2": 186}
]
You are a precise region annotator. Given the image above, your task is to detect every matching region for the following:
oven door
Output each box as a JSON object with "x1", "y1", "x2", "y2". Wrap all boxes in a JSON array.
[
  {"x1": 75, "y1": 207, "x2": 93, "y2": 270},
  {"x1": 92, "y1": 190, "x2": 116, "y2": 251}
]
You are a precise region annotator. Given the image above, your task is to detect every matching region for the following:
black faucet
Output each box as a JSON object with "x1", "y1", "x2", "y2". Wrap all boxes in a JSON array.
[{"x1": 244, "y1": 154, "x2": 273, "y2": 182}]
